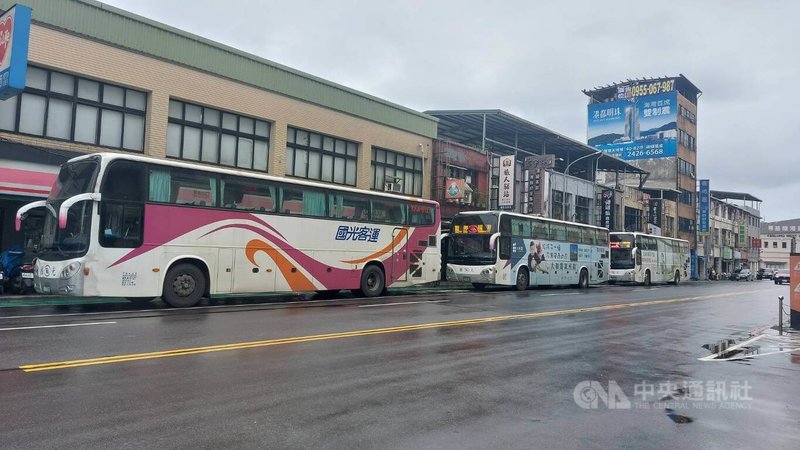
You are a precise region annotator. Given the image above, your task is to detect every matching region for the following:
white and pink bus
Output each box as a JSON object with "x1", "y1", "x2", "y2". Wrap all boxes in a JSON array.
[{"x1": 16, "y1": 153, "x2": 441, "y2": 307}]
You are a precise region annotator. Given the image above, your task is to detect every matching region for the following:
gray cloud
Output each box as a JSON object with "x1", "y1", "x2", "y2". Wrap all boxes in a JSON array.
[{"x1": 105, "y1": 0, "x2": 800, "y2": 221}]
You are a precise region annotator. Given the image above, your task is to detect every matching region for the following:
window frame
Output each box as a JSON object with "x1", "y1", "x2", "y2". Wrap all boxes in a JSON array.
[
  {"x1": 286, "y1": 126, "x2": 358, "y2": 186},
  {"x1": 2, "y1": 66, "x2": 147, "y2": 152},
  {"x1": 371, "y1": 147, "x2": 424, "y2": 197},
  {"x1": 167, "y1": 99, "x2": 271, "y2": 172}
]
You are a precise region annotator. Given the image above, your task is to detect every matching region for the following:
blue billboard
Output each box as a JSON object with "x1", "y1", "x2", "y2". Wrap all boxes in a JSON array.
[
  {"x1": 699, "y1": 179, "x2": 710, "y2": 233},
  {"x1": 0, "y1": 4, "x2": 32, "y2": 101},
  {"x1": 587, "y1": 91, "x2": 678, "y2": 160}
]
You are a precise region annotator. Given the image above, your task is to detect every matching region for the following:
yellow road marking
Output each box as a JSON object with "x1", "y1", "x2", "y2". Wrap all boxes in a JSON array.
[{"x1": 20, "y1": 289, "x2": 770, "y2": 372}]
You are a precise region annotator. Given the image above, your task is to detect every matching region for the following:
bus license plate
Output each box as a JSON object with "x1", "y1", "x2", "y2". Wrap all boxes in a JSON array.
[{"x1": 22, "y1": 272, "x2": 34, "y2": 279}]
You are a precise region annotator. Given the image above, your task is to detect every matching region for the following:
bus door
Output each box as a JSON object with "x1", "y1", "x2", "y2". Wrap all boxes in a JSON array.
[
  {"x1": 392, "y1": 227, "x2": 408, "y2": 282},
  {"x1": 216, "y1": 248, "x2": 234, "y2": 293}
]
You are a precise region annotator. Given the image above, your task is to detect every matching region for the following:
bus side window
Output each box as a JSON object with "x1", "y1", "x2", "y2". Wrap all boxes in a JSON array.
[
  {"x1": 408, "y1": 203, "x2": 434, "y2": 226},
  {"x1": 550, "y1": 225, "x2": 566, "y2": 241},
  {"x1": 582, "y1": 229, "x2": 597, "y2": 245},
  {"x1": 532, "y1": 220, "x2": 549, "y2": 239},
  {"x1": 597, "y1": 231, "x2": 609, "y2": 246}
]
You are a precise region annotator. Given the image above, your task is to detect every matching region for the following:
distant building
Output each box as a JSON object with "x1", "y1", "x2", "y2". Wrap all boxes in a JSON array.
[
  {"x1": 425, "y1": 110, "x2": 647, "y2": 228},
  {"x1": 760, "y1": 219, "x2": 800, "y2": 270},
  {"x1": 583, "y1": 76, "x2": 701, "y2": 253},
  {"x1": 702, "y1": 191, "x2": 762, "y2": 276}
]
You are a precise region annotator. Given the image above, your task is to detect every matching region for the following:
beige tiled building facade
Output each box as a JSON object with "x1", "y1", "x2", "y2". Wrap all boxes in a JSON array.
[{"x1": 0, "y1": 0, "x2": 437, "y2": 249}]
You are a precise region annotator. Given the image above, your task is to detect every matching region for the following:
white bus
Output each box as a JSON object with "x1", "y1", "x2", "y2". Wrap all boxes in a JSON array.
[
  {"x1": 16, "y1": 153, "x2": 441, "y2": 307},
  {"x1": 445, "y1": 211, "x2": 609, "y2": 290},
  {"x1": 609, "y1": 232, "x2": 689, "y2": 285}
]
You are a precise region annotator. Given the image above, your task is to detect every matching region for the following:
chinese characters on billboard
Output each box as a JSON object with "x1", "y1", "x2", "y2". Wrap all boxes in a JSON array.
[
  {"x1": 600, "y1": 189, "x2": 615, "y2": 230},
  {"x1": 498, "y1": 155, "x2": 515, "y2": 209},
  {"x1": 699, "y1": 180, "x2": 710, "y2": 233},
  {"x1": 587, "y1": 91, "x2": 678, "y2": 161}
]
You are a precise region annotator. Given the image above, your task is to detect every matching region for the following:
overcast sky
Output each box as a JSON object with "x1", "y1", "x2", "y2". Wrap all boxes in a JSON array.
[{"x1": 105, "y1": 0, "x2": 800, "y2": 222}]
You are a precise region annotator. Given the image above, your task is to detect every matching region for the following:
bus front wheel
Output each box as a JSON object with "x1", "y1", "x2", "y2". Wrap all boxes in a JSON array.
[
  {"x1": 355, "y1": 265, "x2": 385, "y2": 298},
  {"x1": 673, "y1": 271, "x2": 681, "y2": 285},
  {"x1": 644, "y1": 270, "x2": 651, "y2": 286},
  {"x1": 162, "y1": 263, "x2": 206, "y2": 308},
  {"x1": 514, "y1": 268, "x2": 529, "y2": 291}
]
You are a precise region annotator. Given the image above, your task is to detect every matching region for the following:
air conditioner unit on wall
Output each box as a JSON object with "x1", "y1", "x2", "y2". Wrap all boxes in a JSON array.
[{"x1": 385, "y1": 182, "x2": 403, "y2": 193}]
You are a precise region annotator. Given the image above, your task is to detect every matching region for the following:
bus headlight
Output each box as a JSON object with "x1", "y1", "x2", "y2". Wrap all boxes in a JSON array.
[{"x1": 61, "y1": 262, "x2": 82, "y2": 279}]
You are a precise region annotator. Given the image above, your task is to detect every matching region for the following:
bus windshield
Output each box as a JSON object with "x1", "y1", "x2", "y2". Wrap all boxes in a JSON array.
[
  {"x1": 448, "y1": 214, "x2": 497, "y2": 265},
  {"x1": 40, "y1": 160, "x2": 99, "y2": 260},
  {"x1": 610, "y1": 233, "x2": 635, "y2": 269}
]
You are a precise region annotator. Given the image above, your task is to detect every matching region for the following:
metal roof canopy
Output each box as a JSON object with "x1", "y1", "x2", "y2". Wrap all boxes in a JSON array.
[
  {"x1": 711, "y1": 190, "x2": 762, "y2": 203},
  {"x1": 425, "y1": 109, "x2": 647, "y2": 179}
]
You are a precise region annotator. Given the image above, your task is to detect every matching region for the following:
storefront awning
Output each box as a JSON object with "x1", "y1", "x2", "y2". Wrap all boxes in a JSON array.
[{"x1": 0, "y1": 141, "x2": 81, "y2": 198}]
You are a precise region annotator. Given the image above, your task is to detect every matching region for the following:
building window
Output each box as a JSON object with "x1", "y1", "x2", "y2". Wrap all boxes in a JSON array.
[
  {"x1": 286, "y1": 127, "x2": 357, "y2": 185},
  {"x1": 764, "y1": 241, "x2": 768, "y2": 249},
  {"x1": 624, "y1": 207, "x2": 643, "y2": 232},
  {"x1": 551, "y1": 190, "x2": 564, "y2": 220},
  {"x1": 679, "y1": 189, "x2": 693, "y2": 205},
  {"x1": 0, "y1": 66, "x2": 146, "y2": 151},
  {"x1": 678, "y1": 158, "x2": 695, "y2": 178},
  {"x1": 167, "y1": 100, "x2": 270, "y2": 171},
  {"x1": 773, "y1": 241, "x2": 777, "y2": 248},
  {"x1": 371, "y1": 147, "x2": 423, "y2": 196},
  {"x1": 783, "y1": 242, "x2": 787, "y2": 249},
  {"x1": 575, "y1": 195, "x2": 591, "y2": 224},
  {"x1": 678, "y1": 129, "x2": 695, "y2": 151},
  {"x1": 679, "y1": 105, "x2": 696, "y2": 124},
  {"x1": 678, "y1": 217, "x2": 695, "y2": 233}
]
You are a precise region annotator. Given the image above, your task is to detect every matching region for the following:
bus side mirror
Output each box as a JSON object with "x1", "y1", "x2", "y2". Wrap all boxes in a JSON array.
[
  {"x1": 16, "y1": 200, "x2": 48, "y2": 231},
  {"x1": 489, "y1": 232, "x2": 501, "y2": 252},
  {"x1": 58, "y1": 193, "x2": 101, "y2": 229}
]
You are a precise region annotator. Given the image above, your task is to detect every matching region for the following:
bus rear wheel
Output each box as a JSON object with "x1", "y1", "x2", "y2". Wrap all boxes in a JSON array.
[
  {"x1": 644, "y1": 270, "x2": 651, "y2": 286},
  {"x1": 355, "y1": 265, "x2": 385, "y2": 298},
  {"x1": 162, "y1": 263, "x2": 206, "y2": 308},
  {"x1": 578, "y1": 269, "x2": 589, "y2": 289},
  {"x1": 673, "y1": 271, "x2": 681, "y2": 285},
  {"x1": 514, "y1": 268, "x2": 529, "y2": 291},
  {"x1": 472, "y1": 283, "x2": 487, "y2": 290}
]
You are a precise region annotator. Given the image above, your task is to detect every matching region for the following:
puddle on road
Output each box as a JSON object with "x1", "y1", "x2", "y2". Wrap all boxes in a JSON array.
[
  {"x1": 700, "y1": 331, "x2": 800, "y2": 362},
  {"x1": 702, "y1": 338, "x2": 761, "y2": 360},
  {"x1": 665, "y1": 408, "x2": 694, "y2": 424}
]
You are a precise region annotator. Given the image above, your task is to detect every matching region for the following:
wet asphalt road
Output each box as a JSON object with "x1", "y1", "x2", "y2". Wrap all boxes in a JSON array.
[{"x1": 1, "y1": 281, "x2": 798, "y2": 449}]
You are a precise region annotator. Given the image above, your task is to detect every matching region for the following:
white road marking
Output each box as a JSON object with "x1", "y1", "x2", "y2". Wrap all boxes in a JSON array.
[
  {"x1": 0, "y1": 321, "x2": 117, "y2": 332},
  {"x1": 698, "y1": 334, "x2": 766, "y2": 361},
  {"x1": 540, "y1": 293, "x2": 579, "y2": 297},
  {"x1": 359, "y1": 300, "x2": 450, "y2": 308}
]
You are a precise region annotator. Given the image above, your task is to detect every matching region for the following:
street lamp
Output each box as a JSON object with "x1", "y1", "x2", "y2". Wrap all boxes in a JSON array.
[
  {"x1": 562, "y1": 151, "x2": 602, "y2": 221},
  {"x1": 564, "y1": 150, "x2": 603, "y2": 176}
]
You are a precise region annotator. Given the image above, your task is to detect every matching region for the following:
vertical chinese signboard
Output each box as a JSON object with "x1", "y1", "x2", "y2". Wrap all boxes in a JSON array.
[
  {"x1": 647, "y1": 198, "x2": 662, "y2": 235},
  {"x1": 738, "y1": 222, "x2": 746, "y2": 247},
  {"x1": 790, "y1": 253, "x2": 800, "y2": 329},
  {"x1": 498, "y1": 155, "x2": 515, "y2": 209},
  {"x1": 699, "y1": 179, "x2": 710, "y2": 233},
  {"x1": 600, "y1": 189, "x2": 615, "y2": 230},
  {"x1": 0, "y1": 4, "x2": 32, "y2": 100},
  {"x1": 524, "y1": 155, "x2": 555, "y2": 215}
]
